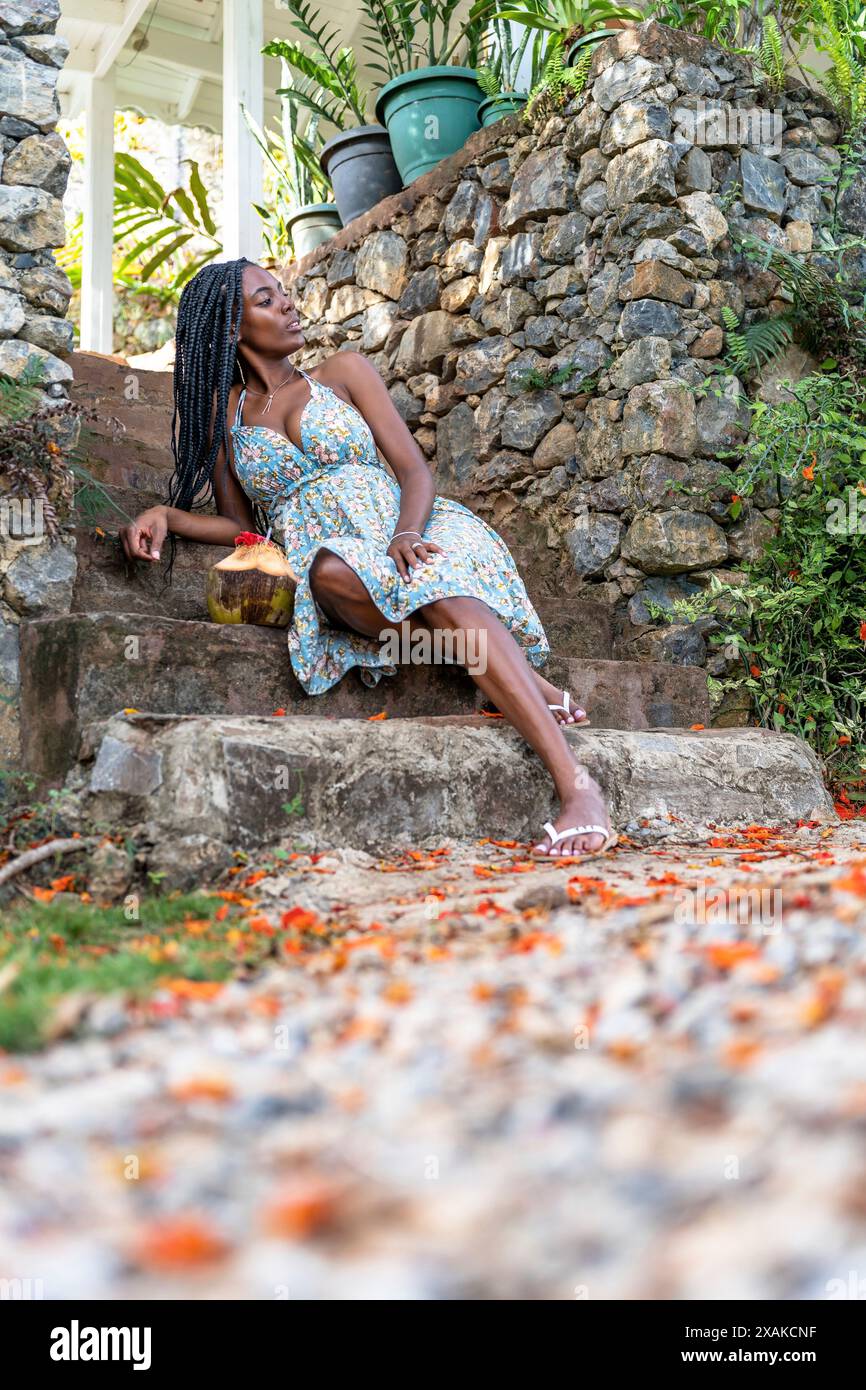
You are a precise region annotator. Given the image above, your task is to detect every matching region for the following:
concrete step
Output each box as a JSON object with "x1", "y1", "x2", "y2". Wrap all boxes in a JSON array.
[
  {"x1": 19, "y1": 611, "x2": 711, "y2": 780},
  {"x1": 69, "y1": 712, "x2": 835, "y2": 855}
]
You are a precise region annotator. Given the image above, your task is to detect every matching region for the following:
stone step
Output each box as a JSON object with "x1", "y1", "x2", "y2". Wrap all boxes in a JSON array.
[
  {"x1": 73, "y1": 476, "x2": 170, "y2": 531},
  {"x1": 72, "y1": 350, "x2": 175, "y2": 465},
  {"x1": 19, "y1": 611, "x2": 711, "y2": 780},
  {"x1": 71, "y1": 352, "x2": 195, "y2": 527},
  {"x1": 70, "y1": 526, "x2": 619, "y2": 655},
  {"x1": 71, "y1": 527, "x2": 233, "y2": 621},
  {"x1": 70, "y1": 713, "x2": 835, "y2": 856},
  {"x1": 69, "y1": 348, "x2": 620, "y2": 653}
]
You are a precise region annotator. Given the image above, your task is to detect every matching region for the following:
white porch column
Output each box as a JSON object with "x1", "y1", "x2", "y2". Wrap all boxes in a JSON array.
[
  {"x1": 80, "y1": 69, "x2": 115, "y2": 354},
  {"x1": 222, "y1": 0, "x2": 264, "y2": 261}
]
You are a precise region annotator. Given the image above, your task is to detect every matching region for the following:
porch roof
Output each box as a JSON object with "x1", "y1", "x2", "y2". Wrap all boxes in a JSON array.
[{"x1": 57, "y1": 0, "x2": 472, "y2": 130}]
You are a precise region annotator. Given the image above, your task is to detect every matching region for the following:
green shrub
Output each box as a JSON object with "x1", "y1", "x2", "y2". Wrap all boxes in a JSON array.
[{"x1": 670, "y1": 372, "x2": 866, "y2": 792}]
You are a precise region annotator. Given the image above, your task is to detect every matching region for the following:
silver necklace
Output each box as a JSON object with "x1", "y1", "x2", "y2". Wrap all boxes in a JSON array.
[{"x1": 244, "y1": 366, "x2": 301, "y2": 414}]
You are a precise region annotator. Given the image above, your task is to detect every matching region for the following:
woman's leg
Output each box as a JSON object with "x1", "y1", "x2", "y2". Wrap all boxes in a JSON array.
[
  {"x1": 313, "y1": 551, "x2": 585, "y2": 721},
  {"x1": 415, "y1": 594, "x2": 608, "y2": 854},
  {"x1": 309, "y1": 551, "x2": 610, "y2": 855},
  {"x1": 309, "y1": 548, "x2": 435, "y2": 653}
]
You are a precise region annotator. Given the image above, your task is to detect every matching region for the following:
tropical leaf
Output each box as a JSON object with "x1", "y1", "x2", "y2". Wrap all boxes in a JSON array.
[
  {"x1": 138, "y1": 233, "x2": 195, "y2": 281},
  {"x1": 265, "y1": 6, "x2": 368, "y2": 124},
  {"x1": 187, "y1": 160, "x2": 217, "y2": 235},
  {"x1": 116, "y1": 223, "x2": 180, "y2": 273},
  {"x1": 111, "y1": 155, "x2": 221, "y2": 295}
]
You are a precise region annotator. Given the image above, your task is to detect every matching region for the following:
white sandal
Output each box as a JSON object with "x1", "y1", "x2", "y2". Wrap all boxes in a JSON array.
[
  {"x1": 532, "y1": 821, "x2": 618, "y2": 858},
  {"x1": 548, "y1": 690, "x2": 591, "y2": 726}
]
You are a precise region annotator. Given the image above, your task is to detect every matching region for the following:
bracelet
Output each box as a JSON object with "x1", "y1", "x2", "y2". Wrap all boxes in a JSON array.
[{"x1": 391, "y1": 530, "x2": 422, "y2": 542}]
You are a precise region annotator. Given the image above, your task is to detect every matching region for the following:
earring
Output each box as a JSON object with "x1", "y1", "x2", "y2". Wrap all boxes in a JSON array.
[{"x1": 237, "y1": 357, "x2": 247, "y2": 384}]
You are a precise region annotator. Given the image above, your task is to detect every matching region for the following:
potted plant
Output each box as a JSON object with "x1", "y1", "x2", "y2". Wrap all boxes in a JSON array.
[
  {"x1": 368, "y1": 0, "x2": 499, "y2": 185},
  {"x1": 264, "y1": 8, "x2": 402, "y2": 228},
  {"x1": 491, "y1": 0, "x2": 643, "y2": 71},
  {"x1": 243, "y1": 62, "x2": 342, "y2": 263},
  {"x1": 474, "y1": 8, "x2": 545, "y2": 124}
]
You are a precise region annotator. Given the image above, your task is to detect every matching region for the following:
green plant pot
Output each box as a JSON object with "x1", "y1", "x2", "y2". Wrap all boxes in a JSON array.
[
  {"x1": 565, "y1": 27, "x2": 622, "y2": 66},
  {"x1": 374, "y1": 66, "x2": 484, "y2": 186},
  {"x1": 478, "y1": 92, "x2": 528, "y2": 127},
  {"x1": 284, "y1": 202, "x2": 342, "y2": 261}
]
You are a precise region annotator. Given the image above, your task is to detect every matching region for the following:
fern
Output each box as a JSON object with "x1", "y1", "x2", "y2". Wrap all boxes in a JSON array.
[
  {"x1": 754, "y1": 13, "x2": 786, "y2": 96},
  {"x1": 522, "y1": 38, "x2": 593, "y2": 123},
  {"x1": 722, "y1": 305, "x2": 793, "y2": 375},
  {"x1": 511, "y1": 359, "x2": 605, "y2": 392},
  {"x1": 734, "y1": 229, "x2": 866, "y2": 365},
  {"x1": 476, "y1": 61, "x2": 501, "y2": 98},
  {"x1": 807, "y1": 0, "x2": 866, "y2": 128},
  {"x1": 0, "y1": 363, "x2": 45, "y2": 420},
  {"x1": 475, "y1": 12, "x2": 537, "y2": 96}
]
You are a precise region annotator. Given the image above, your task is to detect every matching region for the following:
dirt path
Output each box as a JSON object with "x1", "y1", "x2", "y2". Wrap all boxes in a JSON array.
[{"x1": 2, "y1": 822, "x2": 866, "y2": 1300}]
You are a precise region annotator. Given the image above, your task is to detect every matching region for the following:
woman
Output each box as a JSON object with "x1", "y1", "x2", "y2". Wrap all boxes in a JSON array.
[{"x1": 119, "y1": 258, "x2": 614, "y2": 857}]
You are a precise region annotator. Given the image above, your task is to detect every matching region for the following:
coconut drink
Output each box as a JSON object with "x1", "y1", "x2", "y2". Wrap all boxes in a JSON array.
[{"x1": 206, "y1": 531, "x2": 297, "y2": 627}]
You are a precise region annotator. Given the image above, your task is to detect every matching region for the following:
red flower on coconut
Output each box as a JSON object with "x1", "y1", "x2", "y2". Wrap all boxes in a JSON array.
[{"x1": 234, "y1": 531, "x2": 271, "y2": 547}]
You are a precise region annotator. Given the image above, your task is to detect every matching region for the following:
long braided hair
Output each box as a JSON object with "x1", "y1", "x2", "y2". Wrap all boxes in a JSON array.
[{"x1": 162, "y1": 256, "x2": 271, "y2": 581}]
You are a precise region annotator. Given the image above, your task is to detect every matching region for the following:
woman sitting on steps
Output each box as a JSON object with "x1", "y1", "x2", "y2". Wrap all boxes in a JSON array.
[{"x1": 119, "y1": 258, "x2": 615, "y2": 859}]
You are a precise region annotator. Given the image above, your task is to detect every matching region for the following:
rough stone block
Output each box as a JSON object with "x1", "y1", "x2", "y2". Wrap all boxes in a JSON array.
[
  {"x1": 621, "y1": 509, "x2": 728, "y2": 574},
  {"x1": 73, "y1": 714, "x2": 835, "y2": 853},
  {"x1": 606, "y1": 139, "x2": 677, "y2": 208},
  {"x1": 622, "y1": 380, "x2": 698, "y2": 459}
]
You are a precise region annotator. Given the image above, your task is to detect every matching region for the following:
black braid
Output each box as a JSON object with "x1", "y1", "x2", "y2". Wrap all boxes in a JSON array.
[{"x1": 162, "y1": 256, "x2": 271, "y2": 584}]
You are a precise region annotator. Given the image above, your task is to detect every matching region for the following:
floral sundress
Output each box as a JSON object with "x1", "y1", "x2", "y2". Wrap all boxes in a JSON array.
[{"x1": 230, "y1": 366, "x2": 550, "y2": 694}]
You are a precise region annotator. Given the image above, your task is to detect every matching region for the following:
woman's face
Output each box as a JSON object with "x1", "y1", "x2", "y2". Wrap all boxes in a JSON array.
[{"x1": 238, "y1": 263, "x2": 305, "y2": 356}]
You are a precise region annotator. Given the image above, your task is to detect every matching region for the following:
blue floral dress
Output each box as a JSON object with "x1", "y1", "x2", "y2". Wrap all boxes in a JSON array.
[{"x1": 230, "y1": 366, "x2": 550, "y2": 694}]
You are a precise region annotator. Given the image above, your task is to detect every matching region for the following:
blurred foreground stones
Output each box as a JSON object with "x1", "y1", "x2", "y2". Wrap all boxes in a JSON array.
[{"x1": 1, "y1": 824, "x2": 865, "y2": 1299}]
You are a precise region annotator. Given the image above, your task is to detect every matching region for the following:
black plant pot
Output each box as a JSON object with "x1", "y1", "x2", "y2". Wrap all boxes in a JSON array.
[{"x1": 319, "y1": 125, "x2": 403, "y2": 226}]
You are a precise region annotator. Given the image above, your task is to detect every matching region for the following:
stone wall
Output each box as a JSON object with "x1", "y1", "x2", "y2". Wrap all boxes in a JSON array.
[
  {"x1": 0, "y1": 0, "x2": 74, "y2": 768},
  {"x1": 283, "y1": 20, "x2": 842, "y2": 693}
]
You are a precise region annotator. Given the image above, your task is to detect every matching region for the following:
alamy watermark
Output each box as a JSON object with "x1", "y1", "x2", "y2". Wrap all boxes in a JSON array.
[
  {"x1": 0, "y1": 497, "x2": 44, "y2": 543},
  {"x1": 50, "y1": 1321, "x2": 151, "y2": 1370},
  {"x1": 378, "y1": 620, "x2": 488, "y2": 675},
  {"x1": 826, "y1": 487, "x2": 866, "y2": 536},
  {"x1": 674, "y1": 882, "x2": 783, "y2": 935},
  {"x1": 825, "y1": 1270, "x2": 866, "y2": 1299},
  {"x1": 0, "y1": 1277, "x2": 44, "y2": 1299},
  {"x1": 674, "y1": 101, "x2": 783, "y2": 156}
]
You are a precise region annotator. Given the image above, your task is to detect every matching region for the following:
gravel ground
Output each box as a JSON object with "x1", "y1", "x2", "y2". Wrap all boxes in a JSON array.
[{"x1": 2, "y1": 820, "x2": 866, "y2": 1301}]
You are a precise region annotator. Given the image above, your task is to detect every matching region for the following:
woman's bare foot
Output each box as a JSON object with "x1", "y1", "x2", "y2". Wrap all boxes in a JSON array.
[
  {"x1": 529, "y1": 671, "x2": 589, "y2": 725},
  {"x1": 533, "y1": 765, "x2": 612, "y2": 857}
]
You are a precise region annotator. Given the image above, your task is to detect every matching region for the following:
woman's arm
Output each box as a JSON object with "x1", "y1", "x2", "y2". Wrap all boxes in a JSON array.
[
  {"x1": 335, "y1": 351, "x2": 443, "y2": 579},
  {"x1": 120, "y1": 390, "x2": 256, "y2": 561}
]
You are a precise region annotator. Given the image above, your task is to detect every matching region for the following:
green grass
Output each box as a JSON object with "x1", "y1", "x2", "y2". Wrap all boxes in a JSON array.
[{"x1": 0, "y1": 892, "x2": 275, "y2": 1053}]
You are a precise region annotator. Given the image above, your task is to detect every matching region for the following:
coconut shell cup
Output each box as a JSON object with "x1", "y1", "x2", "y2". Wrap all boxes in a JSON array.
[{"x1": 207, "y1": 532, "x2": 298, "y2": 628}]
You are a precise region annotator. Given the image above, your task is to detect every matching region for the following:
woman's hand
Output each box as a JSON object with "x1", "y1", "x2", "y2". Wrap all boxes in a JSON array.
[
  {"x1": 119, "y1": 506, "x2": 169, "y2": 563},
  {"x1": 387, "y1": 534, "x2": 445, "y2": 581}
]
